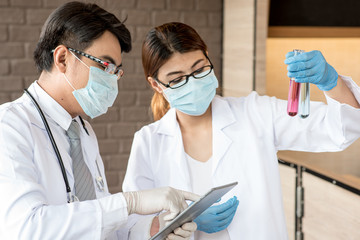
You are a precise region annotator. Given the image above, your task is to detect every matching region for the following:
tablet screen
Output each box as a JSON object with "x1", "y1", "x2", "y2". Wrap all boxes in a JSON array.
[{"x1": 149, "y1": 181, "x2": 238, "y2": 240}]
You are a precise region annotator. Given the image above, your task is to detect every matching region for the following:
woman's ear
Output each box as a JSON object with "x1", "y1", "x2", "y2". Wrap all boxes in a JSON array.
[
  {"x1": 52, "y1": 45, "x2": 70, "y2": 73},
  {"x1": 147, "y1": 76, "x2": 164, "y2": 94}
]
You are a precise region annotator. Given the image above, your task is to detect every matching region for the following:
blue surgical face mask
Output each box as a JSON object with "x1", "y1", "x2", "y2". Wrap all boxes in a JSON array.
[
  {"x1": 64, "y1": 54, "x2": 118, "y2": 119},
  {"x1": 162, "y1": 70, "x2": 219, "y2": 116}
]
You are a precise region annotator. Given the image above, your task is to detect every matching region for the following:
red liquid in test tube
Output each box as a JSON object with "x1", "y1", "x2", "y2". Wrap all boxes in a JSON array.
[
  {"x1": 287, "y1": 79, "x2": 301, "y2": 116},
  {"x1": 287, "y1": 49, "x2": 304, "y2": 117}
]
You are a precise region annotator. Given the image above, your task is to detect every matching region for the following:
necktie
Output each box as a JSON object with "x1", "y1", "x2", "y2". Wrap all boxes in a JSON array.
[{"x1": 66, "y1": 120, "x2": 96, "y2": 201}]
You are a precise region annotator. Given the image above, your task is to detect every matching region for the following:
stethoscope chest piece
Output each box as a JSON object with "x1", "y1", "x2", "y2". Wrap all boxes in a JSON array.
[
  {"x1": 95, "y1": 160, "x2": 105, "y2": 192},
  {"x1": 96, "y1": 176, "x2": 105, "y2": 191},
  {"x1": 67, "y1": 192, "x2": 79, "y2": 203}
]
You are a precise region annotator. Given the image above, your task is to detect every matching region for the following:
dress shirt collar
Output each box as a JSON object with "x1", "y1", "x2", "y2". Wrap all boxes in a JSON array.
[{"x1": 28, "y1": 81, "x2": 73, "y2": 131}]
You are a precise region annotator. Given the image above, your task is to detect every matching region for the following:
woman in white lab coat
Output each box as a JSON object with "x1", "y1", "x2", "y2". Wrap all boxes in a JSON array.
[{"x1": 122, "y1": 22, "x2": 360, "y2": 239}]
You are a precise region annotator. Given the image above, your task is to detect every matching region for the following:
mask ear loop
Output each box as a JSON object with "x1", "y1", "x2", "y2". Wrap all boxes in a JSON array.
[
  {"x1": 64, "y1": 51, "x2": 91, "y2": 91},
  {"x1": 63, "y1": 73, "x2": 76, "y2": 91},
  {"x1": 155, "y1": 81, "x2": 170, "y2": 102}
]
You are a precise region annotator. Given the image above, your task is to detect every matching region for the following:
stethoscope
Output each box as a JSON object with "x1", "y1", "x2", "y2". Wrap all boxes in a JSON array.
[{"x1": 24, "y1": 89, "x2": 105, "y2": 203}]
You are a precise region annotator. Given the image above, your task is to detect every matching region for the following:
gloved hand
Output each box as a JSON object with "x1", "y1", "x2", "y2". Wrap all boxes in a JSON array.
[
  {"x1": 166, "y1": 222, "x2": 197, "y2": 240},
  {"x1": 150, "y1": 211, "x2": 197, "y2": 239},
  {"x1": 123, "y1": 187, "x2": 200, "y2": 221},
  {"x1": 194, "y1": 196, "x2": 239, "y2": 234},
  {"x1": 284, "y1": 50, "x2": 338, "y2": 91}
]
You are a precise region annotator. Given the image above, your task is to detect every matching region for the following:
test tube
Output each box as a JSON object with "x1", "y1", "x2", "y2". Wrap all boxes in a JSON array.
[
  {"x1": 287, "y1": 49, "x2": 304, "y2": 117},
  {"x1": 299, "y1": 81, "x2": 310, "y2": 118}
]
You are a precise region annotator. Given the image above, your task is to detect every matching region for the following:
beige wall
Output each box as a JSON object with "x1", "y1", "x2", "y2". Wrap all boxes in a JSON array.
[
  {"x1": 223, "y1": 0, "x2": 254, "y2": 97},
  {"x1": 223, "y1": 0, "x2": 268, "y2": 97}
]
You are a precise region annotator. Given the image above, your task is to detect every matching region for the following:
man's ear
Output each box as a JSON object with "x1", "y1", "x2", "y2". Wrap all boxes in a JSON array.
[
  {"x1": 147, "y1": 76, "x2": 164, "y2": 94},
  {"x1": 52, "y1": 45, "x2": 70, "y2": 73}
]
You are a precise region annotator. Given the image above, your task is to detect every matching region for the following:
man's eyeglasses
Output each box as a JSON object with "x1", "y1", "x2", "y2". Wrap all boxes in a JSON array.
[
  {"x1": 67, "y1": 47, "x2": 124, "y2": 79},
  {"x1": 155, "y1": 55, "x2": 214, "y2": 89}
]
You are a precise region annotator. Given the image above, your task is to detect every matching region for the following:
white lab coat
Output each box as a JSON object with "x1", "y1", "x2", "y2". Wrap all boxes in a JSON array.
[
  {"x1": 0, "y1": 82, "x2": 129, "y2": 240},
  {"x1": 123, "y1": 76, "x2": 360, "y2": 239}
]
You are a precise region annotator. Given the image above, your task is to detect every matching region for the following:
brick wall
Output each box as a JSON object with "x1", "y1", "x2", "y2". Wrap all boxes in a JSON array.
[{"x1": 0, "y1": 0, "x2": 223, "y2": 193}]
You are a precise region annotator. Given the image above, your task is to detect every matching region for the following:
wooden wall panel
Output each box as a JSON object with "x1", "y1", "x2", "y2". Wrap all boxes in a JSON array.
[
  {"x1": 303, "y1": 173, "x2": 360, "y2": 240},
  {"x1": 223, "y1": 0, "x2": 268, "y2": 97},
  {"x1": 254, "y1": 0, "x2": 269, "y2": 95},
  {"x1": 279, "y1": 164, "x2": 296, "y2": 240},
  {"x1": 223, "y1": 0, "x2": 254, "y2": 97}
]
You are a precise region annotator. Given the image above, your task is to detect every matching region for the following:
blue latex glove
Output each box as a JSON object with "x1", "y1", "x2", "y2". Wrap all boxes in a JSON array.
[
  {"x1": 284, "y1": 50, "x2": 338, "y2": 91},
  {"x1": 194, "y1": 196, "x2": 239, "y2": 234}
]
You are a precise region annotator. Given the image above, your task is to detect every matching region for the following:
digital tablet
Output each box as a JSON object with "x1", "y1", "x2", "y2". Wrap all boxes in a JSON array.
[{"x1": 149, "y1": 181, "x2": 238, "y2": 240}]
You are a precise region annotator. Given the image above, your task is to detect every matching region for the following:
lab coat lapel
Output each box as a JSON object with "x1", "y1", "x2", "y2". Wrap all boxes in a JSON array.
[
  {"x1": 30, "y1": 111, "x2": 75, "y2": 185},
  {"x1": 212, "y1": 96, "x2": 236, "y2": 175},
  {"x1": 39, "y1": 125, "x2": 75, "y2": 188},
  {"x1": 58, "y1": 141, "x2": 75, "y2": 185},
  {"x1": 157, "y1": 108, "x2": 192, "y2": 191}
]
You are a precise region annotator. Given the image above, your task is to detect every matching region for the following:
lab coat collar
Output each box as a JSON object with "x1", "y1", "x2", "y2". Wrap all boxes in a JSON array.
[
  {"x1": 211, "y1": 95, "x2": 236, "y2": 129},
  {"x1": 28, "y1": 81, "x2": 73, "y2": 131},
  {"x1": 156, "y1": 107, "x2": 178, "y2": 136},
  {"x1": 211, "y1": 96, "x2": 236, "y2": 174}
]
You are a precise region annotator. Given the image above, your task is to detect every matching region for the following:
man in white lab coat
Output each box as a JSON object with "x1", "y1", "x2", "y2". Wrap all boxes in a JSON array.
[{"x1": 0, "y1": 3, "x2": 199, "y2": 240}]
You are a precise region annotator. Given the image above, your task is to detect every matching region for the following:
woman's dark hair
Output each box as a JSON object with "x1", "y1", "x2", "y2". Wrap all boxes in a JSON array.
[
  {"x1": 34, "y1": 1, "x2": 131, "y2": 72},
  {"x1": 142, "y1": 22, "x2": 207, "y2": 121}
]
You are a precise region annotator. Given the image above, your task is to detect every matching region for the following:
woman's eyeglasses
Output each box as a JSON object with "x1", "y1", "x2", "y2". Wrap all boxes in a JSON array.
[
  {"x1": 67, "y1": 47, "x2": 124, "y2": 79},
  {"x1": 155, "y1": 55, "x2": 214, "y2": 89}
]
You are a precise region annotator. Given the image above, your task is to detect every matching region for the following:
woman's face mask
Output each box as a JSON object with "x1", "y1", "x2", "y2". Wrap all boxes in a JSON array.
[
  {"x1": 63, "y1": 52, "x2": 118, "y2": 119},
  {"x1": 162, "y1": 70, "x2": 219, "y2": 116}
]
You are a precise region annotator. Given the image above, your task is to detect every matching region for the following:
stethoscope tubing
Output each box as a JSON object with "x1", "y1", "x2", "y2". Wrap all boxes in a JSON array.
[{"x1": 24, "y1": 89, "x2": 72, "y2": 196}]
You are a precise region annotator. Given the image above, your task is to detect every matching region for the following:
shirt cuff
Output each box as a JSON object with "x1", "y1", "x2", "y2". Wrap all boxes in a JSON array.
[
  {"x1": 129, "y1": 215, "x2": 155, "y2": 240},
  {"x1": 331, "y1": 75, "x2": 360, "y2": 104},
  {"x1": 98, "y1": 193, "x2": 129, "y2": 237},
  {"x1": 324, "y1": 74, "x2": 360, "y2": 147}
]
